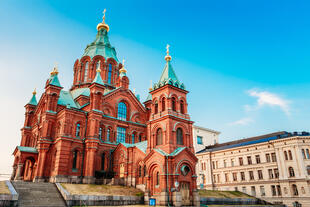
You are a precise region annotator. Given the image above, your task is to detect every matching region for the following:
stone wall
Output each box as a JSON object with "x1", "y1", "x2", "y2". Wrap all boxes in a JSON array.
[{"x1": 0, "y1": 181, "x2": 18, "y2": 207}]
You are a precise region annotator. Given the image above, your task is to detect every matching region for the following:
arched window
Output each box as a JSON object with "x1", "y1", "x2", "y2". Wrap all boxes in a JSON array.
[
  {"x1": 162, "y1": 98, "x2": 165, "y2": 111},
  {"x1": 107, "y1": 128, "x2": 111, "y2": 142},
  {"x1": 75, "y1": 123, "x2": 81, "y2": 137},
  {"x1": 132, "y1": 133, "x2": 135, "y2": 144},
  {"x1": 84, "y1": 62, "x2": 89, "y2": 82},
  {"x1": 144, "y1": 166, "x2": 146, "y2": 176},
  {"x1": 306, "y1": 149, "x2": 310, "y2": 159},
  {"x1": 180, "y1": 100, "x2": 185, "y2": 114},
  {"x1": 72, "y1": 150, "x2": 78, "y2": 169},
  {"x1": 284, "y1": 151, "x2": 288, "y2": 160},
  {"x1": 139, "y1": 134, "x2": 142, "y2": 142},
  {"x1": 108, "y1": 64, "x2": 112, "y2": 84},
  {"x1": 138, "y1": 166, "x2": 142, "y2": 177},
  {"x1": 156, "y1": 128, "x2": 163, "y2": 145},
  {"x1": 101, "y1": 153, "x2": 105, "y2": 171},
  {"x1": 292, "y1": 184, "x2": 298, "y2": 196},
  {"x1": 117, "y1": 102, "x2": 127, "y2": 121},
  {"x1": 177, "y1": 128, "x2": 183, "y2": 145},
  {"x1": 99, "y1": 127, "x2": 103, "y2": 140},
  {"x1": 172, "y1": 97, "x2": 176, "y2": 111},
  {"x1": 156, "y1": 172, "x2": 160, "y2": 185},
  {"x1": 289, "y1": 167, "x2": 295, "y2": 177},
  {"x1": 288, "y1": 150, "x2": 293, "y2": 160},
  {"x1": 307, "y1": 165, "x2": 310, "y2": 175},
  {"x1": 96, "y1": 61, "x2": 101, "y2": 70},
  {"x1": 155, "y1": 102, "x2": 158, "y2": 114}
]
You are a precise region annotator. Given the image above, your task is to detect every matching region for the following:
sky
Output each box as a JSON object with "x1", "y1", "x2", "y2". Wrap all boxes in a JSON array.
[{"x1": 0, "y1": 0, "x2": 310, "y2": 177}]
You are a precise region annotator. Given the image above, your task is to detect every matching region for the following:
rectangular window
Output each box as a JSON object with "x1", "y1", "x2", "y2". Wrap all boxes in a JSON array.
[
  {"x1": 249, "y1": 171, "x2": 254, "y2": 180},
  {"x1": 225, "y1": 173, "x2": 229, "y2": 182},
  {"x1": 302, "y1": 149, "x2": 306, "y2": 159},
  {"x1": 217, "y1": 174, "x2": 220, "y2": 183},
  {"x1": 116, "y1": 127, "x2": 126, "y2": 143},
  {"x1": 268, "y1": 169, "x2": 274, "y2": 179},
  {"x1": 239, "y1": 157, "x2": 243, "y2": 166},
  {"x1": 241, "y1": 172, "x2": 245, "y2": 181},
  {"x1": 251, "y1": 186, "x2": 256, "y2": 196},
  {"x1": 260, "y1": 186, "x2": 265, "y2": 196},
  {"x1": 271, "y1": 153, "x2": 277, "y2": 162},
  {"x1": 233, "y1": 172, "x2": 237, "y2": 181},
  {"x1": 266, "y1": 153, "x2": 271, "y2": 162},
  {"x1": 197, "y1": 136, "x2": 203, "y2": 145},
  {"x1": 224, "y1": 160, "x2": 227, "y2": 168},
  {"x1": 271, "y1": 185, "x2": 276, "y2": 196},
  {"x1": 258, "y1": 170, "x2": 263, "y2": 180},
  {"x1": 256, "y1": 155, "x2": 261, "y2": 164},
  {"x1": 231, "y1": 159, "x2": 234, "y2": 167},
  {"x1": 242, "y1": 186, "x2": 247, "y2": 193},
  {"x1": 274, "y1": 168, "x2": 279, "y2": 178},
  {"x1": 247, "y1": 156, "x2": 252, "y2": 165},
  {"x1": 212, "y1": 161, "x2": 215, "y2": 169},
  {"x1": 276, "y1": 185, "x2": 282, "y2": 196}
]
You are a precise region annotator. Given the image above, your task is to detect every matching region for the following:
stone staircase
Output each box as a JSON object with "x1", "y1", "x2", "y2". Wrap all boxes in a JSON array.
[{"x1": 12, "y1": 181, "x2": 67, "y2": 207}]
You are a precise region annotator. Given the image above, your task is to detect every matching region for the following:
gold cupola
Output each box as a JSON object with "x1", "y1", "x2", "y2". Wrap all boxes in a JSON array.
[
  {"x1": 97, "y1": 9, "x2": 110, "y2": 32},
  {"x1": 165, "y1": 44, "x2": 172, "y2": 61}
]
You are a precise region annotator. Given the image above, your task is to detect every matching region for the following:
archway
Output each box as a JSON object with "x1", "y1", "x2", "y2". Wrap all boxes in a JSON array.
[{"x1": 23, "y1": 157, "x2": 35, "y2": 181}]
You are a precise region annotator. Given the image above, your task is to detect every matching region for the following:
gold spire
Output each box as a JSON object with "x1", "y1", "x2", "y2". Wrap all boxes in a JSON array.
[
  {"x1": 50, "y1": 62, "x2": 59, "y2": 76},
  {"x1": 32, "y1": 88, "x2": 37, "y2": 95},
  {"x1": 119, "y1": 59, "x2": 127, "y2": 74},
  {"x1": 165, "y1": 44, "x2": 172, "y2": 61},
  {"x1": 149, "y1": 80, "x2": 153, "y2": 91},
  {"x1": 97, "y1": 9, "x2": 110, "y2": 32}
]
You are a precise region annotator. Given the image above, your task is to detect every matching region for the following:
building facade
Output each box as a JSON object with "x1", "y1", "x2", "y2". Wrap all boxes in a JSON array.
[
  {"x1": 11, "y1": 13, "x2": 199, "y2": 206},
  {"x1": 192, "y1": 125, "x2": 220, "y2": 153},
  {"x1": 196, "y1": 131, "x2": 310, "y2": 207}
]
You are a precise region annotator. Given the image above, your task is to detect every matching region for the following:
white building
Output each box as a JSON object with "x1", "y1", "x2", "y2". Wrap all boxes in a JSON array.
[{"x1": 192, "y1": 125, "x2": 220, "y2": 153}]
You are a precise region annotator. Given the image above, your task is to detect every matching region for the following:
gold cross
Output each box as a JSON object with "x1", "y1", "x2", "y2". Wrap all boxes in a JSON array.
[
  {"x1": 166, "y1": 44, "x2": 170, "y2": 55},
  {"x1": 102, "y1": 9, "x2": 106, "y2": 22},
  {"x1": 122, "y1": 58, "x2": 125, "y2": 66}
]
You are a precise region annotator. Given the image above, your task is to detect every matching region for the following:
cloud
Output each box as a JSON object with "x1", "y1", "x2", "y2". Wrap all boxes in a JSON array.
[
  {"x1": 247, "y1": 89, "x2": 290, "y2": 115},
  {"x1": 229, "y1": 117, "x2": 254, "y2": 126}
]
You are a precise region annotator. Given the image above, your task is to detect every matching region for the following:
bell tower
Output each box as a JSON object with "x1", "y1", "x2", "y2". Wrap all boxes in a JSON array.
[{"x1": 146, "y1": 45, "x2": 194, "y2": 154}]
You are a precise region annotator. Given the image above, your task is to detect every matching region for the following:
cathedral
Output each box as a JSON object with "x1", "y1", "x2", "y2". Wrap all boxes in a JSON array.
[{"x1": 11, "y1": 12, "x2": 199, "y2": 206}]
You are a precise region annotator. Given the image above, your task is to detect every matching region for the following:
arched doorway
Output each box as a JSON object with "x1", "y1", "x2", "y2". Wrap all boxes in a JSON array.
[
  {"x1": 180, "y1": 182, "x2": 190, "y2": 206},
  {"x1": 23, "y1": 157, "x2": 35, "y2": 181},
  {"x1": 119, "y1": 163, "x2": 125, "y2": 178}
]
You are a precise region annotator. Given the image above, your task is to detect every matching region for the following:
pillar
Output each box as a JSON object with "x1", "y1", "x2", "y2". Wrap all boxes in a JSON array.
[
  {"x1": 34, "y1": 149, "x2": 48, "y2": 182},
  {"x1": 14, "y1": 164, "x2": 24, "y2": 180}
]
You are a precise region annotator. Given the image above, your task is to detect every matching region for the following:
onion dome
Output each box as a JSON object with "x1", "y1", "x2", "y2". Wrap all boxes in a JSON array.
[
  {"x1": 47, "y1": 64, "x2": 62, "y2": 88},
  {"x1": 28, "y1": 88, "x2": 38, "y2": 105},
  {"x1": 119, "y1": 59, "x2": 127, "y2": 77},
  {"x1": 82, "y1": 9, "x2": 118, "y2": 61}
]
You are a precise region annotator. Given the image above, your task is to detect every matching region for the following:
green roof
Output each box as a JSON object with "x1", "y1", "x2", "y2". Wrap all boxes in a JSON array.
[
  {"x1": 154, "y1": 147, "x2": 186, "y2": 156},
  {"x1": 82, "y1": 28, "x2": 119, "y2": 61},
  {"x1": 58, "y1": 90, "x2": 79, "y2": 108},
  {"x1": 28, "y1": 93, "x2": 37, "y2": 105},
  {"x1": 71, "y1": 88, "x2": 90, "y2": 100},
  {"x1": 92, "y1": 70, "x2": 104, "y2": 85},
  {"x1": 145, "y1": 93, "x2": 152, "y2": 102},
  {"x1": 153, "y1": 60, "x2": 185, "y2": 90},
  {"x1": 17, "y1": 146, "x2": 38, "y2": 153},
  {"x1": 47, "y1": 73, "x2": 62, "y2": 88},
  {"x1": 121, "y1": 141, "x2": 147, "y2": 153}
]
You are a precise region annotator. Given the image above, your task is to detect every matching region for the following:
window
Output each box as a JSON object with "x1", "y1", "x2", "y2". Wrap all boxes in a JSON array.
[
  {"x1": 271, "y1": 153, "x2": 277, "y2": 162},
  {"x1": 268, "y1": 169, "x2": 274, "y2": 179},
  {"x1": 233, "y1": 172, "x2": 237, "y2": 181},
  {"x1": 176, "y1": 128, "x2": 183, "y2": 145},
  {"x1": 289, "y1": 167, "x2": 295, "y2": 177},
  {"x1": 258, "y1": 170, "x2": 263, "y2": 180},
  {"x1": 247, "y1": 156, "x2": 252, "y2": 165},
  {"x1": 307, "y1": 165, "x2": 310, "y2": 175},
  {"x1": 131, "y1": 133, "x2": 135, "y2": 144},
  {"x1": 266, "y1": 153, "x2": 271, "y2": 162},
  {"x1": 271, "y1": 185, "x2": 276, "y2": 196},
  {"x1": 107, "y1": 128, "x2": 111, "y2": 142},
  {"x1": 138, "y1": 166, "x2": 142, "y2": 177},
  {"x1": 251, "y1": 186, "x2": 256, "y2": 196},
  {"x1": 223, "y1": 160, "x2": 227, "y2": 168},
  {"x1": 292, "y1": 184, "x2": 298, "y2": 196},
  {"x1": 284, "y1": 151, "x2": 288, "y2": 160},
  {"x1": 256, "y1": 155, "x2": 261, "y2": 164},
  {"x1": 139, "y1": 134, "x2": 142, "y2": 142},
  {"x1": 231, "y1": 159, "x2": 234, "y2": 167},
  {"x1": 180, "y1": 100, "x2": 184, "y2": 114},
  {"x1": 108, "y1": 64, "x2": 112, "y2": 84},
  {"x1": 241, "y1": 172, "x2": 245, "y2": 181},
  {"x1": 212, "y1": 161, "x2": 215, "y2": 169},
  {"x1": 72, "y1": 150, "x2": 78, "y2": 169},
  {"x1": 274, "y1": 168, "x2": 279, "y2": 178},
  {"x1": 239, "y1": 157, "x2": 243, "y2": 166},
  {"x1": 277, "y1": 185, "x2": 282, "y2": 196},
  {"x1": 162, "y1": 98, "x2": 165, "y2": 111},
  {"x1": 143, "y1": 166, "x2": 146, "y2": 176},
  {"x1": 75, "y1": 123, "x2": 81, "y2": 137},
  {"x1": 249, "y1": 171, "x2": 254, "y2": 180},
  {"x1": 156, "y1": 172, "x2": 160, "y2": 185},
  {"x1": 99, "y1": 127, "x2": 103, "y2": 140},
  {"x1": 242, "y1": 187, "x2": 246, "y2": 193},
  {"x1": 288, "y1": 150, "x2": 293, "y2": 160},
  {"x1": 101, "y1": 153, "x2": 105, "y2": 171},
  {"x1": 197, "y1": 136, "x2": 203, "y2": 145},
  {"x1": 225, "y1": 173, "x2": 229, "y2": 182},
  {"x1": 156, "y1": 128, "x2": 163, "y2": 145},
  {"x1": 172, "y1": 97, "x2": 176, "y2": 111},
  {"x1": 306, "y1": 149, "x2": 310, "y2": 159},
  {"x1": 117, "y1": 102, "x2": 127, "y2": 121},
  {"x1": 302, "y1": 149, "x2": 306, "y2": 159},
  {"x1": 154, "y1": 102, "x2": 158, "y2": 114},
  {"x1": 260, "y1": 186, "x2": 265, "y2": 196},
  {"x1": 116, "y1": 127, "x2": 126, "y2": 143},
  {"x1": 84, "y1": 62, "x2": 89, "y2": 82}
]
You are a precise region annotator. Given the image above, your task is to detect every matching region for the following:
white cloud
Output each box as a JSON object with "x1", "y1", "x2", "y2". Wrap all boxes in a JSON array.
[
  {"x1": 229, "y1": 117, "x2": 254, "y2": 126},
  {"x1": 247, "y1": 89, "x2": 291, "y2": 115}
]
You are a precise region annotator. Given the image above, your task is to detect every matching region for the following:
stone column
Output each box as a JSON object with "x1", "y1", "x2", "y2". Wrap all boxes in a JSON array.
[
  {"x1": 10, "y1": 166, "x2": 17, "y2": 180},
  {"x1": 294, "y1": 145, "x2": 306, "y2": 178},
  {"x1": 14, "y1": 164, "x2": 24, "y2": 180}
]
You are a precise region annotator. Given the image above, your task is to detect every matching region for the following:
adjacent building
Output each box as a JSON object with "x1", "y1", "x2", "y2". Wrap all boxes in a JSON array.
[
  {"x1": 196, "y1": 131, "x2": 310, "y2": 207},
  {"x1": 192, "y1": 125, "x2": 220, "y2": 153}
]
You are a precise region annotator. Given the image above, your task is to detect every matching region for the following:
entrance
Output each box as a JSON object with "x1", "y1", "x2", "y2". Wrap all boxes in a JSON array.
[
  {"x1": 119, "y1": 163, "x2": 124, "y2": 178},
  {"x1": 23, "y1": 157, "x2": 35, "y2": 181},
  {"x1": 180, "y1": 182, "x2": 190, "y2": 206}
]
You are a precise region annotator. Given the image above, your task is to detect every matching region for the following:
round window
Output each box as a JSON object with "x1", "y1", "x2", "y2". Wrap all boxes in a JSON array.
[{"x1": 181, "y1": 165, "x2": 190, "y2": 176}]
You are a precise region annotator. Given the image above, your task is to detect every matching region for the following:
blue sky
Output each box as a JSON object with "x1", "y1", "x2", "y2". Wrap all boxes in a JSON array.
[{"x1": 0, "y1": 0, "x2": 310, "y2": 176}]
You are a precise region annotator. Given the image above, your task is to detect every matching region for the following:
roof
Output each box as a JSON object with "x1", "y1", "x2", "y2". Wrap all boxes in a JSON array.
[
  {"x1": 193, "y1": 125, "x2": 220, "y2": 134},
  {"x1": 145, "y1": 93, "x2": 152, "y2": 102},
  {"x1": 17, "y1": 146, "x2": 38, "y2": 153},
  {"x1": 154, "y1": 147, "x2": 186, "y2": 156},
  {"x1": 82, "y1": 28, "x2": 119, "y2": 62},
  {"x1": 121, "y1": 141, "x2": 148, "y2": 153},
  {"x1": 92, "y1": 70, "x2": 104, "y2": 85},
  {"x1": 58, "y1": 90, "x2": 79, "y2": 109},
  {"x1": 47, "y1": 73, "x2": 62, "y2": 88},
  {"x1": 28, "y1": 93, "x2": 37, "y2": 106},
  {"x1": 196, "y1": 131, "x2": 310, "y2": 153},
  {"x1": 70, "y1": 88, "x2": 90, "y2": 100},
  {"x1": 152, "y1": 60, "x2": 185, "y2": 91}
]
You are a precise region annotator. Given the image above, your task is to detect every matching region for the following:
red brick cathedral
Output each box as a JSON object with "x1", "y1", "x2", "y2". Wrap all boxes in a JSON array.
[{"x1": 11, "y1": 13, "x2": 198, "y2": 205}]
